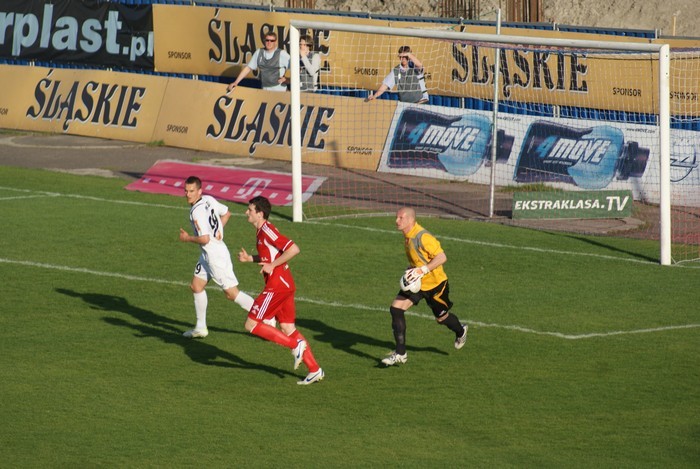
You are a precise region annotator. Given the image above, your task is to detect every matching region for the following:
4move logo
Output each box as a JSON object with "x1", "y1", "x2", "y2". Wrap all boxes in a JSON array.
[
  {"x1": 0, "y1": 1, "x2": 153, "y2": 65},
  {"x1": 534, "y1": 134, "x2": 611, "y2": 165},
  {"x1": 386, "y1": 108, "x2": 512, "y2": 178}
]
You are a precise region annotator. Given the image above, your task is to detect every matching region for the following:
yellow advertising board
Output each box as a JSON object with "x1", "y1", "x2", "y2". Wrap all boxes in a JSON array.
[
  {"x1": 153, "y1": 79, "x2": 395, "y2": 171},
  {"x1": 152, "y1": 4, "x2": 385, "y2": 78},
  {"x1": 309, "y1": 28, "x2": 697, "y2": 115},
  {"x1": 152, "y1": 4, "x2": 700, "y2": 115},
  {"x1": 0, "y1": 65, "x2": 54, "y2": 131},
  {"x1": 0, "y1": 63, "x2": 396, "y2": 171},
  {"x1": 0, "y1": 64, "x2": 164, "y2": 142}
]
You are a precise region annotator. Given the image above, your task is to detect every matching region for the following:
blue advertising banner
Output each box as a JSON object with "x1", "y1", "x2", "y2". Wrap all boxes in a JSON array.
[{"x1": 378, "y1": 103, "x2": 700, "y2": 207}]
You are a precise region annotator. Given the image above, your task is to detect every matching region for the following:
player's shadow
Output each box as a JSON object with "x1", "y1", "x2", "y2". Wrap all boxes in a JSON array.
[
  {"x1": 296, "y1": 317, "x2": 448, "y2": 366},
  {"x1": 55, "y1": 288, "x2": 293, "y2": 378}
]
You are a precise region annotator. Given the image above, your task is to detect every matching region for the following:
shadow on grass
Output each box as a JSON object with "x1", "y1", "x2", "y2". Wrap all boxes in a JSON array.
[
  {"x1": 519, "y1": 225, "x2": 658, "y2": 263},
  {"x1": 561, "y1": 232, "x2": 658, "y2": 263},
  {"x1": 296, "y1": 317, "x2": 448, "y2": 365},
  {"x1": 56, "y1": 288, "x2": 294, "y2": 379}
]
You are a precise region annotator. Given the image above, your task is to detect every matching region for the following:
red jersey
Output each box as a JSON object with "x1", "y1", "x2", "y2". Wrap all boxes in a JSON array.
[{"x1": 256, "y1": 220, "x2": 296, "y2": 291}]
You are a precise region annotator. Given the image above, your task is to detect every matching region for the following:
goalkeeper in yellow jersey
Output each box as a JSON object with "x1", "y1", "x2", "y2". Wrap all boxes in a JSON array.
[{"x1": 382, "y1": 207, "x2": 468, "y2": 366}]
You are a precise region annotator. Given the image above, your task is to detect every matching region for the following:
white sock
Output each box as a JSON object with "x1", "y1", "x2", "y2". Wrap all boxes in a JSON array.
[
  {"x1": 194, "y1": 291, "x2": 208, "y2": 330},
  {"x1": 234, "y1": 291, "x2": 254, "y2": 312}
]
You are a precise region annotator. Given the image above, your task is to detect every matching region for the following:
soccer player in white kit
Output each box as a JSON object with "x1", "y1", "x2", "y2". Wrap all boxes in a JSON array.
[{"x1": 178, "y1": 176, "x2": 255, "y2": 338}]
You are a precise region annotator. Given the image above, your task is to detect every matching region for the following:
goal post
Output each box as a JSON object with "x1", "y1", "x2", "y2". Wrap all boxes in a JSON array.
[
  {"x1": 290, "y1": 20, "x2": 679, "y2": 264},
  {"x1": 289, "y1": 27, "x2": 303, "y2": 223},
  {"x1": 658, "y1": 47, "x2": 672, "y2": 266}
]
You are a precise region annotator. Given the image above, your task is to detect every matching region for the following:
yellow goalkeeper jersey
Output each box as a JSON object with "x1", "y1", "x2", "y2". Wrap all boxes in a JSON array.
[{"x1": 404, "y1": 223, "x2": 447, "y2": 290}]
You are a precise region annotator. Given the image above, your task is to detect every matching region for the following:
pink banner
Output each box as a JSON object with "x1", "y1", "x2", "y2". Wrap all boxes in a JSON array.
[{"x1": 125, "y1": 160, "x2": 325, "y2": 206}]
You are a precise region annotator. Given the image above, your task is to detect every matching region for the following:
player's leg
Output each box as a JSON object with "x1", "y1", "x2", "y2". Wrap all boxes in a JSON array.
[
  {"x1": 276, "y1": 298, "x2": 324, "y2": 385},
  {"x1": 287, "y1": 328, "x2": 320, "y2": 370},
  {"x1": 209, "y1": 255, "x2": 255, "y2": 312},
  {"x1": 382, "y1": 295, "x2": 414, "y2": 366},
  {"x1": 223, "y1": 286, "x2": 254, "y2": 311},
  {"x1": 246, "y1": 291, "x2": 297, "y2": 349},
  {"x1": 278, "y1": 296, "x2": 321, "y2": 373},
  {"x1": 184, "y1": 267, "x2": 209, "y2": 338},
  {"x1": 428, "y1": 281, "x2": 468, "y2": 349}
]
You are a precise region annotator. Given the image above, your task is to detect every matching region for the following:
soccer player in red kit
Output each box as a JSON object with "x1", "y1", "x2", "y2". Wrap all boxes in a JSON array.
[{"x1": 237, "y1": 196, "x2": 324, "y2": 385}]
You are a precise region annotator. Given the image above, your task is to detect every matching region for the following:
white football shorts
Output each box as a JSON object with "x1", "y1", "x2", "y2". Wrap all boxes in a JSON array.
[{"x1": 194, "y1": 253, "x2": 239, "y2": 290}]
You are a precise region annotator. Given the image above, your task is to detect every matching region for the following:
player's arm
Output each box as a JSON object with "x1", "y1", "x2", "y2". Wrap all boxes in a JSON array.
[
  {"x1": 405, "y1": 251, "x2": 445, "y2": 283},
  {"x1": 272, "y1": 242, "x2": 299, "y2": 267},
  {"x1": 423, "y1": 251, "x2": 446, "y2": 272},
  {"x1": 409, "y1": 234, "x2": 446, "y2": 279},
  {"x1": 179, "y1": 228, "x2": 210, "y2": 245},
  {"x1": 259, "y1": 242, "x2": 299, "y2": 275},
  {"x1": 220, "y1": 210, "x2": 231, "y2": 227},
  {"x1": 238, "y1": 247, "x2": 261, "y2": 263}
]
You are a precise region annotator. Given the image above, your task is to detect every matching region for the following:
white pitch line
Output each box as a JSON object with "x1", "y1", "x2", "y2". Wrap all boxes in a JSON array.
[
  {"x1": 295, "y1": 296, "x2": 700, "y2": 339},
  {"x1": 0, "y1": 258, "x2": 187, "y2": 286},
  {"x1": 307, "y1": 221, "x2": 663, "y2": 266},
  {"x1": 0, "y1": 186, "x2": 58, "y2": 195},
  {"x1": 0, "y1": 185, "x2": 184, "y2": 210},
  {"x1": 0, "y1": 195, "x2": 54, "y2": 201},
  {"x1": 0, "y1": 136, "x2": 142, "y2": 150},
  {"x1": 2, "y1": 257, "x2": 698, "y2": 340},
  {"x1": 463, "y1": 320, "x2": 700, "y2": 340},
  {"x1": 1, "y1": 186, "x2": 698, "y2": 269}
]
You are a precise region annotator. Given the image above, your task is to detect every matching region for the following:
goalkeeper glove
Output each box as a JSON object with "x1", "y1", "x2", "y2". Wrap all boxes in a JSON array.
[{"x1": 406, "y1": 265, "x2": 429, "y2": 283}]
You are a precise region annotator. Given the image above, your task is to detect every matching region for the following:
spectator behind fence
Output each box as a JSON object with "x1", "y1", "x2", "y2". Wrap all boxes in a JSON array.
[
  {"x1": 299, "y1": 35, "x2": 320, "y2": 91},
  {"x1": 365, "y1": 46, "x2": 428, "y2": 104},
  {"x1": 227, "y1": 32, "x2": 290, "y2": 92}
]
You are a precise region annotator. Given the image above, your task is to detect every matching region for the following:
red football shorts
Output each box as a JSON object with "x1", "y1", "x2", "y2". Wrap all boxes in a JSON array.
[{"x1": 248, "y1": 289, "x2": 296, "y2": 324}]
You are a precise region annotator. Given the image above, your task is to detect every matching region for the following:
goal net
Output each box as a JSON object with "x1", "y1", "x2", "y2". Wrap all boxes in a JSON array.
[{"x1": 289, "y1": 21, "x2": 700, "y2": 265}]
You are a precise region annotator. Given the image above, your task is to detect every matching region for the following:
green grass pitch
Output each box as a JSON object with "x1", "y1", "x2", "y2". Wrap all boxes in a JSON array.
[{"x1": 1, "y1": 166, "x2": 698, "y2": 467}]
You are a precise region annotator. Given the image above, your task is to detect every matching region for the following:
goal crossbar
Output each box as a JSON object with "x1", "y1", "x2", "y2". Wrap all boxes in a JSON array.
[{"x1": 289, "y1": 20, "x2": 672, "y2": 265}]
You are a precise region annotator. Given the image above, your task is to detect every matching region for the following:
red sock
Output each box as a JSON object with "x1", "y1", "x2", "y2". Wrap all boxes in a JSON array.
[
  {"x1": 290, "y1": 330, "x2": 320, "y2": 372},
  {"x1": 251, "y1": 323, "x2": 297, "y2": 348}
]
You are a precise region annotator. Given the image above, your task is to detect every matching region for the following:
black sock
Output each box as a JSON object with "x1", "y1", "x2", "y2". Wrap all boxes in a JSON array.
[
  {"x1": 440, "y1": 312, "x2": 464, "y2": 336},
  {"x1": 390, "y1": 307, "x2": 407, "y2": 355}
]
